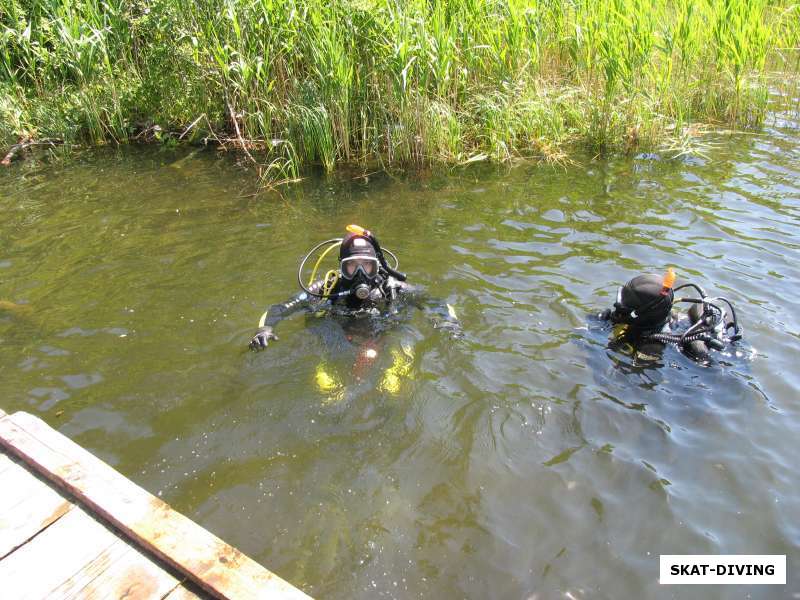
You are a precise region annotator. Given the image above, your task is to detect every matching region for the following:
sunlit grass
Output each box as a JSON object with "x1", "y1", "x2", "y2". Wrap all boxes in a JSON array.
[{"x1": 1, "y1": 0, "x2": 798, "y2": 176}]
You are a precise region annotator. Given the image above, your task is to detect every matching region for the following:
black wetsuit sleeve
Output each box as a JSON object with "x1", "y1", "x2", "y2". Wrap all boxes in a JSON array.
[
  {"x1": 399, "y1": 283, "x2": 462, "y2": 336},
  {"x1": 258, "y1": 280, "x2": 325, "y2": 329}
]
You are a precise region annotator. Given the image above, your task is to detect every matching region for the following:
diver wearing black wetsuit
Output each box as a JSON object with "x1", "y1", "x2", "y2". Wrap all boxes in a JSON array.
[
  {"x1": 597, "y1": 271, "x2": 742, "y2": 361},
  {"x1": 250, "y1": 227, "x2": 459, "y2": 349}
]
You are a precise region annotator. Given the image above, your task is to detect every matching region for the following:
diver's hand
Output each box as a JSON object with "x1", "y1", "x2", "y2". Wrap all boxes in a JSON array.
[
  {"x1": 249, "y1": 326, "x2": 278, "y2": 350},
  {"x1": 435, "y1": 319, "x2": 463, "y2": 340},
  {"x1": 431, "y1": 303, "x2": 463, "y2": 339}
]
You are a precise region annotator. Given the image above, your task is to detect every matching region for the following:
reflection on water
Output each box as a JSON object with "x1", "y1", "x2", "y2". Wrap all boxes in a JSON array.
[{"x1": 1, "y1": 107, "x2": 799, "y2": 598}]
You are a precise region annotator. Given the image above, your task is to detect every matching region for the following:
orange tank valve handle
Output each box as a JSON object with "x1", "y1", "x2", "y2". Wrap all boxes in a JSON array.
[
  {"x1": 346, "y1": 224, "x2": 368, "y2": 236},
  {"x1": 661, "y1": 268, "x2": 676, "y2": 294}
]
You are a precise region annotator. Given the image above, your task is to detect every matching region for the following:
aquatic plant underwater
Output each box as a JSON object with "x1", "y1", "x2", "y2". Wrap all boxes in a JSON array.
[{"x1": 1, "y1": 0, "x2": 798, "y2": 179}]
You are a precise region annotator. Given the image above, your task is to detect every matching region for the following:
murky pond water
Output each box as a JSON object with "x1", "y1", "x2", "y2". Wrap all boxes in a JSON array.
[{"x1": 2, "y1": 106, "x2": 799, "y2": 599}]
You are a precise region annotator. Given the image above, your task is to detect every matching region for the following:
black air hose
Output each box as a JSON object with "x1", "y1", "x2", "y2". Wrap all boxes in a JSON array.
[{"x1": 644, "y1": 331, "x2": 719, "y2": 348}]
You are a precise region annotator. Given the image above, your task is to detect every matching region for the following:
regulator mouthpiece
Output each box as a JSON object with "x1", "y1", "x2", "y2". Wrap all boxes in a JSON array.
[{"x1": 354, "y1": 283, "x2": 371, "y2": 300}]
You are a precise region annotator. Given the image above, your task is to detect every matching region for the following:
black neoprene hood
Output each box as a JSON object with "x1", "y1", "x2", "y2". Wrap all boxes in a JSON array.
[
  {"x1": 339, "y1": 233, "x2": 378, "y2": 261},
  {"x1": 614, "y1": 273, "x2": 674, "y2": 329}
]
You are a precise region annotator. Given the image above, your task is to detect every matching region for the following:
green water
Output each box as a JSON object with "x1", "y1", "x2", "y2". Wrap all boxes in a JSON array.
[{"x1": 1, "y1": 112, "x2": 799, "y2": 598}]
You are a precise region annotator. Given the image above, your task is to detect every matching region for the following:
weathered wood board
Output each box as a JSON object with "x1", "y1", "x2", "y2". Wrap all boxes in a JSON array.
[
  {"x1": 48, "y1": 530, "x2": 186, "y2": 600},
  {"x1": 0, "y1": 411, "x2": 311, "y2": 600},
  {"x1": 0, "y1": 452, "x2": 73, "y2": 559},
  {"x1": 0, "y1": 451, "x2": 20, "y2": 476},
  {"x1": 0, "y1": 506, "x2": 123, "y2": 598},
  {"x1": 164, "y1": 585, "x2": 206, "y2": 600}
]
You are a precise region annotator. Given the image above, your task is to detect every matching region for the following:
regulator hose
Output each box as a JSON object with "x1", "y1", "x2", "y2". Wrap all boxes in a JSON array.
[
  {"x1": 644, "y1": 331, "x2": 725, "y2": 351},
  {"x1": 371, "y1": 235, "x2": 406, "y2": 282},
  {"x1": 309, "y1": 240, "x2": 341, "y2": 286},
  {"x1": 297, "y1": 239, "x2": 351, "y2": 298}
]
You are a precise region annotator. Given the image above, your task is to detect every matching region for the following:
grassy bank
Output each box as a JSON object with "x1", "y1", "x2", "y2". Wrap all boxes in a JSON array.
[{"x1": 1, "y1": 0, "x2": 798, "y2": 177}]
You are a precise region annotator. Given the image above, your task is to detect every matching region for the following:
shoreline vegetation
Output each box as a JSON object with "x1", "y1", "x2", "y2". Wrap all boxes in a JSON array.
[{"x1": 1, "y1": 0, "x2": 799, "y2": 181}]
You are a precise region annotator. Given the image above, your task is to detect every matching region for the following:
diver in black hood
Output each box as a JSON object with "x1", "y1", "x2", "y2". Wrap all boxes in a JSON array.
[
  {"x1": 597, "y1": 269, "x2": 742, "y2": 361},
  {"x1": 249, "y1": 224, "x2": 461, "y2": 350}
]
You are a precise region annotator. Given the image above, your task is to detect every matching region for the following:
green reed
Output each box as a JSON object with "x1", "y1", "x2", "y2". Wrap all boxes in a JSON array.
[{"x1": 1, "y1": 0, "x2": 798, "y2": 175}]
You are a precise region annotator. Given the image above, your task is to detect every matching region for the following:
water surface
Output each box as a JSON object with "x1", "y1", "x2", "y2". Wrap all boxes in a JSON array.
[{"x1": 1, "y1": 112, "x2": 799, "y2": 598}]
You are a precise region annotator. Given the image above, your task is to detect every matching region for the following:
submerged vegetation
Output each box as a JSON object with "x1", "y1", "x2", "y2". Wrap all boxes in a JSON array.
[{"x1": 1, "y1": 0, "x2": 799, "y2": 177}]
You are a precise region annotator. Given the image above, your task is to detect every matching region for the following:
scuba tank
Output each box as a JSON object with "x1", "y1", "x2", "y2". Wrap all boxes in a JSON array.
[{"x1": 684, "y1": 303, "x2": 712, "y2": 359}]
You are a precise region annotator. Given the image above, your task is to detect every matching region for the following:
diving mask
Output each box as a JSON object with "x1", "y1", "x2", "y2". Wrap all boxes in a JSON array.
[{"x1": 341, "y1": 256, "x2": 379, "y2": 280}]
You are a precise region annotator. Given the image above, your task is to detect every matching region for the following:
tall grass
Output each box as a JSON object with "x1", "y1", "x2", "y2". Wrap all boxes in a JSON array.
[{"x1": 1, "y1": 0, "x2": 798, "y2": 175}]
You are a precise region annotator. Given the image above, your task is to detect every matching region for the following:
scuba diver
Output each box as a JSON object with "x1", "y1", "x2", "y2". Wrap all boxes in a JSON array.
[
  {"x1": 249, "y1": 224, "x2": 460, "y2": 399},
  {"x1": 595, "y1": 269, "x2": 742, "y2": 362}
]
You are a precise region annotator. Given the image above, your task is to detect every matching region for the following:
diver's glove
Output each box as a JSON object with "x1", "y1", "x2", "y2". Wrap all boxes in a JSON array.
[
  {"x1": 434, "y1": 319, "x2": 464, "y2": 340},
  {"x1": 433, "y1": 303, "x2": 463, "y2": 339},
  {"x1": 249, "y1": 326, "x2": 278, "y2": 350}
]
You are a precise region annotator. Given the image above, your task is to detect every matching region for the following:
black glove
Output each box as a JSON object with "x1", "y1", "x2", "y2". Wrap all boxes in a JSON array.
[
  {"x1": 249, "y1": 326, "x2": 278, "y2": 350},
  {"x1": 434, "y1": 318, "x2": 463, "y2": 339}
]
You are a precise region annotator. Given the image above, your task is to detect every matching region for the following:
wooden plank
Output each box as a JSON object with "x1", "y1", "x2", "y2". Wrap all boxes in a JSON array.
[
  {"x1": 164, "y1": 585, "x2": 206, "y2": 600},
  {"x1": 0, "y1": 454, "x2": 44, "y2": 508},
  {"x1": 0, "y1": 412, "x2": 311, "y2": 600},
  {"x1": 0, "y1": 455, "x2": 66, "y2": 513},
  {"x1": 0, "y1": 449, "x2": 21, "y2": 476},
  {"x1": 0, "y1": 459, "x2": 73, "y2": 558},
  {"x1": 0, "y1": 452, "x2": 190, "y2": 599},
  {"x1": 49, "y1": 535, "x2": 184, "y2": 600},
  {"x1": 0, "y1": 506, "x2": 122, "y2": 599}
]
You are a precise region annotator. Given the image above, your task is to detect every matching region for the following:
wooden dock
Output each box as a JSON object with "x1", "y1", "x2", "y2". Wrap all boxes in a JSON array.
[{"x1": 0, "y1": 408, "x2": 311, "y2": 600}]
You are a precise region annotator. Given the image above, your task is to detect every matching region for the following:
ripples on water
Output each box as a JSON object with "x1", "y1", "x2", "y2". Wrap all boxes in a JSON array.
[{"x1": 1, "y1": 107, "x2": 799, "y2": 598}]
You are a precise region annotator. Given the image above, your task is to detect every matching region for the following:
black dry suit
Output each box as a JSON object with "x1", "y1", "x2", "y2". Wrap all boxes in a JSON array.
[
  {"x1": 600, "y1": 273, "x2": 742, "y2": 361},
  {"x1": 249, "y1": 231, "x2": 460, "y2": 349}
]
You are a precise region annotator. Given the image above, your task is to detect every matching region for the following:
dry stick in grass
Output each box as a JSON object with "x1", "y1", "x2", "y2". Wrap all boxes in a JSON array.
[
  {"x1": 226, "y1": 102, "x2": 257, "y2": 166},
  {"x1": 132, "y1": 124, "x2": 162, "y2": 142},
  {"x1": 178, "y1": 114, "x2": 206, "y2": 140},
  {"x1": 1, "y1": 139, "x2": 63, "y2": 166}
]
